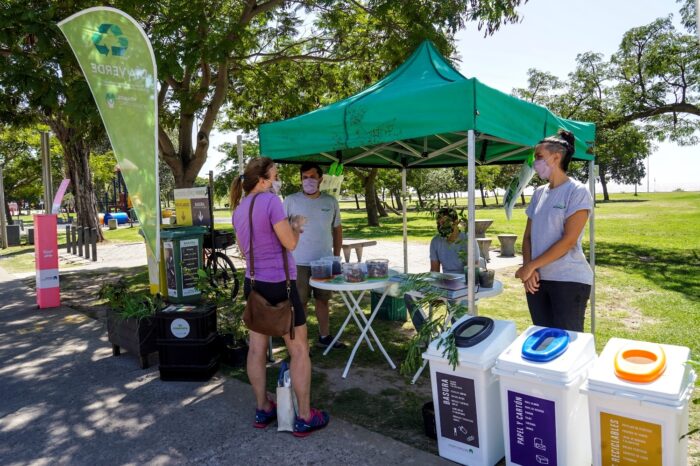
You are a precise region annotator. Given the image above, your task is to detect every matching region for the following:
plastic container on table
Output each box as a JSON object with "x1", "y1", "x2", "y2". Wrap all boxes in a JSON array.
[
  {"x1": 310, "y1": 260, "x2": 333, "y2": 279},
  {"x1": 342, "y1": 262, "x2": 366, "y2": 283},
  {"x1": 582, "y1": 337, "x2": 696, "y2": 466},
  {"x1": 321, "y1": 255, "x2": 342, "y2": 276},
  {"x1": 366, "y1": 258, "x2": 389, "y2": 278},
  {"x1": 423, "y1": 315, "x2": 517, "y2": 465},
  {"x1": 492, "y1": 326, "x2": 597, "y2": 466}
]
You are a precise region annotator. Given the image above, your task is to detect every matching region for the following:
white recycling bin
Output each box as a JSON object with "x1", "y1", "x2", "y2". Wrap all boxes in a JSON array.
[
  {"x1": 582, "y1": 337, "x2": 696, "y2": 466},
  {"x1": 492, "y1": 326, "x2": 597, "y2": 466},
  {"x1": 423, "y1": 315, "x2": 517, "y2": 466}
]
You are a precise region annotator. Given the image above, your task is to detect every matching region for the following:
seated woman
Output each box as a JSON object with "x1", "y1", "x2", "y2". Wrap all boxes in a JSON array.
[{"x1": 430, "y1": 207, "x2": 484, "y2": 274}]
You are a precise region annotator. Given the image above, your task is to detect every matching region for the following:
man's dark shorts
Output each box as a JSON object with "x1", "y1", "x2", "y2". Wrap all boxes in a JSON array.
[{"x1": 296, "y1": 265, "x2": 332, "y2": 303}]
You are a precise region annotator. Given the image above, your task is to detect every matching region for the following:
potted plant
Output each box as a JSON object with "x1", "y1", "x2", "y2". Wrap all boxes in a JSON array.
[
  {"x1": 196, "y1": 269, "x2": 248, "y2": 367},
  {"x1": 99, "y1": 278, "x2": 159, "y2": 369},
  {"x1": 398, "y1": 274, "x2": 463, "y2": 377}
]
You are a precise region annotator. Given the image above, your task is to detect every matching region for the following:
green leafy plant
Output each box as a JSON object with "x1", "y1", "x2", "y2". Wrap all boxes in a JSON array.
[
  {"x1": 398, "y1": 273, "x2": 466, "y2": 376},
  {"x1": 680, "y1": 359, "x2": 699, "y2": 440},
  {"x1": 195, "y1": 268, "x2": 247, "y2": 346},
  {"x1": 99, "y1": 278, "x2": 159, "y2": 320}
]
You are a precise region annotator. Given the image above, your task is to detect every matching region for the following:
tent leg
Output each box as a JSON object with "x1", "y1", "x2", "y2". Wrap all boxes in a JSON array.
[
  {"x1": 589, "y1": 160, "x2": 596, "y2": 336},
  {"x1": 402, "y1": 168, "x2": 408, "y2": 274},
  {"x1": 467, "y1": 131, "x2": 476, "y2": 316}
]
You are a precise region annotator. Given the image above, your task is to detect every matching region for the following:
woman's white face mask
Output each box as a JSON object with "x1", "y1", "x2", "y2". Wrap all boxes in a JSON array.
[{"x1": 534, "y1": 158, "x2": 553, "y2": 180}]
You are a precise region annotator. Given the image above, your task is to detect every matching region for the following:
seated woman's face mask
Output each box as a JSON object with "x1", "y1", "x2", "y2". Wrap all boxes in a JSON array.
[{"x1": 437, "y1": 218, "x2": 454, "y2": 238}]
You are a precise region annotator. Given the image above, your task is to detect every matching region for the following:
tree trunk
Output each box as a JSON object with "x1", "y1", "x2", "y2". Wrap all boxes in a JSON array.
[
  {"x1": 4, "y1": 201, "x2": 13, "y2": 225},
  {"x1": 50, "y1": 121, "x2": 104, "y2": 241},
  {"x1": 492, "y1": 190, "x2": 500, "y2": 206},
  {"x1": 389, "y1": 191, "x2": 395, "y2": 209},
  {"x1": 521, "y1": 193, "x2": 526, "y2": 206},
  {"x1": 375, "y1": 192, "x2": 388, "y2": 217},
  {"x1": 159, "y1": 61, "x2": 229, "y2": 188},
  {"x1": 479, "y1": 184, "x2": 487, "y2": 207},
  {"x1": 361, "y1": 168, "x2": 380, "y2": 226},
  {"x1": 416, "y1": 190, "x2": 424, "y2": 208},
  {"x1": 354, "y1": 194, "x2": 360, "y2": 210},
  {"x1": 600, "y1": 177, "x2": 610, "y2": 201},
  {"x1": 392, "y1": 189, "x2": 403, "y2": 211},
  {"x1": 437, "y1": 192, "x2": 440, "y2": 207}
]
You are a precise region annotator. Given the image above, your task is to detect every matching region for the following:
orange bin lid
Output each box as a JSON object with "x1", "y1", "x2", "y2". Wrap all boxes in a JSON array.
[{"x1": 614, "y1": 343, "x2": 666, "y2": 383}]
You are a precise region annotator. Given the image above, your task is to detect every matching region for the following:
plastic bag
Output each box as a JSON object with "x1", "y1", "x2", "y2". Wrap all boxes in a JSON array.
[
  {"x1": 319, "y1": 162, "x2": 344, "y2": 198},
  {"x1": 503, "y1": 153, "x2": 535, "y2": 220},
  {"x1": 319, "y1": 174, "x2": 344, "y2": 198},
  {"x1": 276, "y1": 361, "x2": 297, "y2": 432}
]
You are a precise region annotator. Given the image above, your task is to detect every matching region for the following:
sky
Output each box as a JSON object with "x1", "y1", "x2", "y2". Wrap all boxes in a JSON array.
[{"x1": 200, "y1": 0, "x2": 698, "y2": 193}]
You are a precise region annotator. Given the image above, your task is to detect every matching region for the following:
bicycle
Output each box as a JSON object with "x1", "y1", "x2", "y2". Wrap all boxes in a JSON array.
[{"x1": 203, "y1": 229, "x2": 240, "y2": 301}]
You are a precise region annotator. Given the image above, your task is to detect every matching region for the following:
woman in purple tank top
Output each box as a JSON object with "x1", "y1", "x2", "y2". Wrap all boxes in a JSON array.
[{"x1": 230, "y1": 157, "x2": 329, "y2": 437}]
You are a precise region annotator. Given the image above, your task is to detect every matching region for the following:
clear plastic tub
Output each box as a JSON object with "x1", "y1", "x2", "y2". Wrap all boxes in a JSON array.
[
  {"x1": 342, "y1": 262, "x2": 366, "y2": 283},
  {"x1": 366, "y1": 259, "x2": 389, "y2": 278},
  {"x1": 310, "y1": 260, "x2": 332, "y2": 279},
  {"x1": 321, "y1": 255, "x2": 342, "y2": 276}
]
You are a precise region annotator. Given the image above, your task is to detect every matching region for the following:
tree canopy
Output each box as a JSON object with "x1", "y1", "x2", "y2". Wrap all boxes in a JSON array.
[{"x1": 513, "y1": 6, "x2": 699, "y2": 200}]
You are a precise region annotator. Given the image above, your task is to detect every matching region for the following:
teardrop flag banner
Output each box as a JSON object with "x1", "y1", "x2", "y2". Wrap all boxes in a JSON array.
[{"x1": 58, "y1": 7, "x2": 160, "y2": 264}]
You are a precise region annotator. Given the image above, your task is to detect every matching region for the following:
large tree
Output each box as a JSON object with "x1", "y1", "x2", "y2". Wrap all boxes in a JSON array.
[
  {"x1": 0, "y1": 125, "x2": 61, "y2": 222},
  {"x1": 512, "y1": 7, "x2": 699, "y2": 200},
  {"x1": 143, "y1": 0, "x2": 526, "y2": 189},
  {"x1": 0, "y1": 1, "x2": 108, "y2": 237}
]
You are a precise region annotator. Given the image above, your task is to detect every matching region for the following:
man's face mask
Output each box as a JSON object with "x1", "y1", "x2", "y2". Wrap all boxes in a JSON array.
[{"x1": 437, "y1": 218, "x2": 454, "y2": 238}]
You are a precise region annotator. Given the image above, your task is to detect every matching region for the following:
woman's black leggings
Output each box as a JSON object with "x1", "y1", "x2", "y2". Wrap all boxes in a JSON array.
[{"x1": 525, "y1": 280, "x2": 592, "y2": 332}]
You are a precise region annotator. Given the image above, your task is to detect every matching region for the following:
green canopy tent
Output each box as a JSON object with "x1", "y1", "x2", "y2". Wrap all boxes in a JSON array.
[{"x1": 259, "y1": 40, "x2": 598, "y2": 328}]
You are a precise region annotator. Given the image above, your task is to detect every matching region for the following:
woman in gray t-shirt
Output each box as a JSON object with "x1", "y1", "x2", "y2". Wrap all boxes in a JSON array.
[{"x1": 515, "y1": 130, "x2": 593, "y2": 332}]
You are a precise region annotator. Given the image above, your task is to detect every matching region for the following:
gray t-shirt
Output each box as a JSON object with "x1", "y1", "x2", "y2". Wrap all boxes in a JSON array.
[
  {"x1": 526, "y1": 179, "x2": 593, "y2": 285},
  {"x1": 429, "y1": 232, "x2": 482, "y2": 274},
  {"x1": 283, "y1": 192, "x2": 341, "y2": 266}
]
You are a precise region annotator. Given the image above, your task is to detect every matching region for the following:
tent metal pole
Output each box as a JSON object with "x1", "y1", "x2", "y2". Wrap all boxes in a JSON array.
[
  {"x1": 0, "y1": 168, "x2": 8, "y2": 249},
  {"x1": 237, "y1": 135, "x2": 244, "y2": 169},
  {"x1": 402, "y1": 168, "x2": 408, "y2": 273},
  {"x1": 467, "y1": 130, "x2": 476, "y2": 315},
  {"x1": 588, "y1": 159, "x2": 596, "y2": 335}
]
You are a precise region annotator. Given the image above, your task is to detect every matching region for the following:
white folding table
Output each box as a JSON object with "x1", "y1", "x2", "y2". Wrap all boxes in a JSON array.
[{"x1": 309, "y1": 276, "x2": 396, "y2": 378}]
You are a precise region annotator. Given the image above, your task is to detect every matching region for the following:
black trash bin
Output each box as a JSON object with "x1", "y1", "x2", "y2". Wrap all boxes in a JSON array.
[{"x1": 156, "y1": 304, "x2": 219, "y2": 381}]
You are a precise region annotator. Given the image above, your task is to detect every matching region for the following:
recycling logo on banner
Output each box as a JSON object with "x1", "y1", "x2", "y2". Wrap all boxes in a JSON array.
[{"x1": 92, "y1": 23, "x2": 128, "y2": 56}]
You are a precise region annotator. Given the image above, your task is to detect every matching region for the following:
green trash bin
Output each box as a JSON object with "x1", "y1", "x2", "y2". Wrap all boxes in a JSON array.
[
  {"x1": 371, "y1": 291, "x2": 407, "y2": 322},
  {"x1": 160, "y1": 226, "x2": 207, "y2": 304}
]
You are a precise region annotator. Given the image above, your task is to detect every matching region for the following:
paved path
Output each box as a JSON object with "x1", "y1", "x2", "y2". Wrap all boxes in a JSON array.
[
  {"x1": 36, "y1": 233, "x2": 521, "y2": 278},
  {"x1": 0, "y1": 267, "x2": 449, "y2": 465}
]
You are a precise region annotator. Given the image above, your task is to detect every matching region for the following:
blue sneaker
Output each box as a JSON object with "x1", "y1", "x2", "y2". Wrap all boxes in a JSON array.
[
  {"x1": 253, "y1": 400, "x2": 277, "y2": 429},
  {"x1": 293, "y1": 408, "x2": 329, "y2": 437}
]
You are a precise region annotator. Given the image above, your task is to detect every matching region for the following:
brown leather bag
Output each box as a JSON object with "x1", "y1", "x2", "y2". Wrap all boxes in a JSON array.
[{"x1": 242, "y1": 194, "x2": 295, "y2": 339}]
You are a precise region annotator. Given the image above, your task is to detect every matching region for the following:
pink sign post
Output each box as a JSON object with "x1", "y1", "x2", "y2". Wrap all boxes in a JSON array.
[{"x1": 34, "y1": 214, "x2": 60, "y2": 308}]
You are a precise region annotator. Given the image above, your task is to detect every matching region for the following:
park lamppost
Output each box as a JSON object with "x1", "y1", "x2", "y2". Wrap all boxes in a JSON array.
[
  {"x1": 0, "y1": 167, "x2": 8, "y2": 249},
  {"x1": 40, "y1": 131, "x2": 53, "y2": 214}
]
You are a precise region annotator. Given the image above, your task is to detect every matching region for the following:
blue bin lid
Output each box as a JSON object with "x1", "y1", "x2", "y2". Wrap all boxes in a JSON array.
[{"x1": 521, "y1": 327, "x2": 570, "y2": 362}]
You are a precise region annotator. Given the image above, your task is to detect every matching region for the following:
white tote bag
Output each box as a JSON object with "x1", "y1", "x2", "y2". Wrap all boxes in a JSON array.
[{"x1": 276, "y1": 364, "x2": 297, "y2": 432}]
